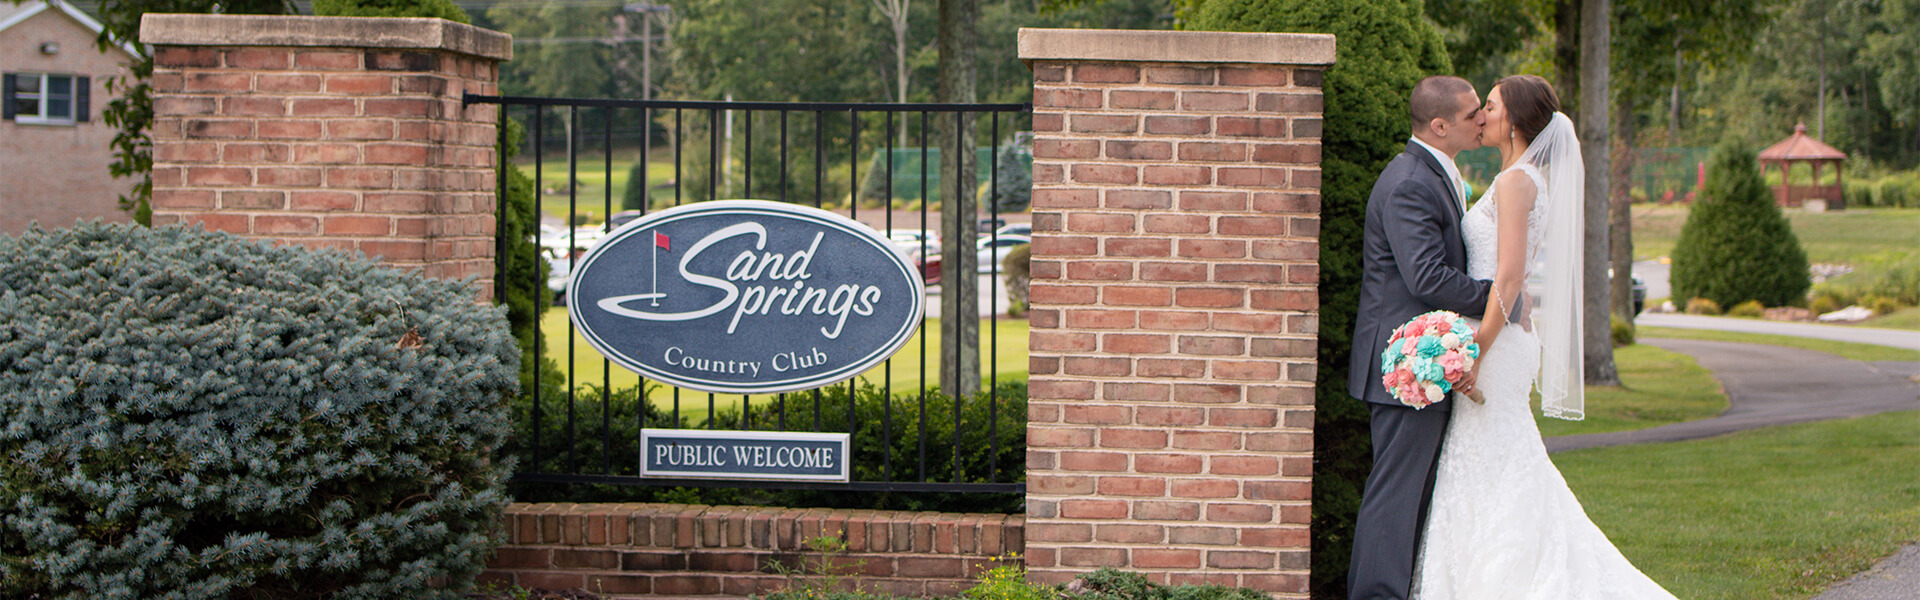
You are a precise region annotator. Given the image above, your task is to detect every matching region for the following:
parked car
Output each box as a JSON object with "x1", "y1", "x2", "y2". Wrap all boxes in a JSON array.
[
  {"x1": 548, "y1": 255, "x2": 573, "y2": 306},
  {"x1": 911, "y1": 235, "x2": 1032, "y2": 284},
  {"x1": 993, "y1": 223, "x2": 1032, "y2": 239},
  {"x1": 885, "y1": 230, "x2": 941, "y2": 258}
]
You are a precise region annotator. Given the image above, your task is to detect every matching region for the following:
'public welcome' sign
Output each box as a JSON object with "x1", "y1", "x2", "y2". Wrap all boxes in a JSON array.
[{"x1": 568, "y1": 200, "x2": 925, "y2": 394}]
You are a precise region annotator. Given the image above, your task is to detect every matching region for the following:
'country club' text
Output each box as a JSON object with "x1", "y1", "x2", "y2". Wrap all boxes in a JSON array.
[{"x1": 597, "y1": 223, "x2": 884, "y2": 339}]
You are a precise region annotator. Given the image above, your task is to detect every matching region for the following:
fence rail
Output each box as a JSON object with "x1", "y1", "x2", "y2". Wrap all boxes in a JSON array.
[{"x1": 466, "y1": 93, "x2": 1032, "y2": 495}]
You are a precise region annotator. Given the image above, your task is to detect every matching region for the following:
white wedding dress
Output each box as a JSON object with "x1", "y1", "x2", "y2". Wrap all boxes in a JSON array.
[{"x1": 1412, "y1": 162, "x2": 1678, "y2": 599}]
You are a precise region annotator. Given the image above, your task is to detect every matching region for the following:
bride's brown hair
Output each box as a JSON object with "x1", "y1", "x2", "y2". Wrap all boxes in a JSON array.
[{"x1": 1493, "y1": 75, "x2": 1559, "y2": 144}]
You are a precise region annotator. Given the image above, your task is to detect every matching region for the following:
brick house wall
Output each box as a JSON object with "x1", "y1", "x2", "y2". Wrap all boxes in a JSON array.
[
  {"x1": 0, "y1": 1, "x2": 137, "y2": 233},
  {"x1": 1016, "y1": 29, "x2": 1332, "y2": 598},
  {"x1": 140, "y1": 14, "x2": 508, "y2": 296}
]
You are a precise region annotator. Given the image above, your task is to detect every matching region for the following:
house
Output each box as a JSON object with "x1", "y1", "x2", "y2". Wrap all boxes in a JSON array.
[{"x1": 1, "y1": 0, "x2": 138, "y2": 233}]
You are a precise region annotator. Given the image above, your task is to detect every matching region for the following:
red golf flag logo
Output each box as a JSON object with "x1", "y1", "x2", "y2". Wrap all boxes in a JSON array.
[{"x1": 654, "y1": 231, "x2": 670, "y2": 251}]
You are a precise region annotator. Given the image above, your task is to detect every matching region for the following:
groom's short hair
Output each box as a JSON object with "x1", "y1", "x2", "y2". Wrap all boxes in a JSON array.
[{"x1": 1410, "y1": 76, "x2": 1475, "y2": 132}]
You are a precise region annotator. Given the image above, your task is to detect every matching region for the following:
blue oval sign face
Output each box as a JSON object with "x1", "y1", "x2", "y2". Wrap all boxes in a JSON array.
[{"x1": 568, "y1": 200, "x2": 926, "y2": 394}]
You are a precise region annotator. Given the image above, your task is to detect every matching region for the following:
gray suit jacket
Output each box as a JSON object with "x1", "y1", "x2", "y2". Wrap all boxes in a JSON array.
[{"x1": 1347, "y1": 142, "x2": 1493, "y2": 406}]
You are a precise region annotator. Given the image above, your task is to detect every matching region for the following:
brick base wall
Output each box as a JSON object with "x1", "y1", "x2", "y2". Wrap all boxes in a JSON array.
[{"x1": 484, "y1": 503, "x2": 1024, "y2": 598}]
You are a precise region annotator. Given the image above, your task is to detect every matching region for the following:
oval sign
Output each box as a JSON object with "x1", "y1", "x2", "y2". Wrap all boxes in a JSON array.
[{"x1": 568, "y1": 200, "x2": 925, "y2": 394}]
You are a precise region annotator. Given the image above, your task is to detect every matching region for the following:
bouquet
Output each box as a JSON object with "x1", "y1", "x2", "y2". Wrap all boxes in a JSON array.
[{"x1": 1381, "y1": 310, "x2": 1483, "y2": 408}]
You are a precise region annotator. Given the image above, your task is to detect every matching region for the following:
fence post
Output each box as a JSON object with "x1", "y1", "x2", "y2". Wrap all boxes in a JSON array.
[
  {"x1": 140, "y1": 14, "x2": 510, "y2": 297},
  {"x1": 1018, "y1": 28, "x2": 1332, "y2": 597}
]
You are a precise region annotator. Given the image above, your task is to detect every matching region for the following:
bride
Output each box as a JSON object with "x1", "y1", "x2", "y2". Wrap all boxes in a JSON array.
[{"x1": 1412, "y1": 75, "x2": 1679, "y2": 599}]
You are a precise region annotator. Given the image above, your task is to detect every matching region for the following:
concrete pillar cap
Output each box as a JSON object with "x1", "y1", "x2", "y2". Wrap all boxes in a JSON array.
[
  {"x1": 1018, "y1": 28, "x2": 1334, "y2": 66},
  {"x1": 139, "y1": 13, "x2": 511, "y2": 61}
]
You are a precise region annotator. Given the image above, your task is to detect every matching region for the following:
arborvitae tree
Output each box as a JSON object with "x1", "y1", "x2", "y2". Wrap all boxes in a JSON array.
[
  {"x1": 1670, "y1": 141, "x2": 1812, "y2": 308},
  {"x1": 623, "y1": 158, "x2": 650, "y2": 210},
  {"x1": 0, "y1": 224, "x2": 517, "y2": 599},
  {"x1": 1181, "y1": 1, "x2": 1452, "y2": 595}
]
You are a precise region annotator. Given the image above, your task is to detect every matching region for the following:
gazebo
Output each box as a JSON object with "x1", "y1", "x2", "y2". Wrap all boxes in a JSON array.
[{"x1": 1757, "y1": 122, "x2": 1848, "y2": 210}]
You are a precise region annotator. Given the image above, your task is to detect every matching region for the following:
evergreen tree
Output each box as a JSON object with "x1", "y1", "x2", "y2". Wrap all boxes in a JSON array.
[
  {"x1": 1670, "y1": 141, "x2": 1812, "y2": 308},
  {"x1": 623, "y1": 158, "x2": 650, "y2": 210},
  {"x1": 1180, "y1": 1, "x2": 1451, "y2": 596}
]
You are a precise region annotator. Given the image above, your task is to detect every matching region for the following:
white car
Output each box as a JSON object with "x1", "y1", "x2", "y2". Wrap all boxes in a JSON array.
[{"x1": 885, "y1": 230, "x2": 941, "y2": 257}]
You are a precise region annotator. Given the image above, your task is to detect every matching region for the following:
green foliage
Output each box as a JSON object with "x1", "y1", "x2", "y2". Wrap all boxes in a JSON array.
[
  {"x1": 1611, "y1": 315, "x2": 1636, "y2": 347},
  {"x1": 511, "y1": 382, "x2": 1027, "y2": 514},
  {"x1": 1180, "y1": 0, "x2": 1449, "y2": 595},
  {"x1": 1671, "y1": 142, "x2": 1813, "y2": 309},
  {"x1": 1686, "y1": 297, "x2": 1723, "y2": 315},
  {"x1": 1866, "y1": 295, "x2": 1901, "y2": 315},
  {"x1": 965, "y1": 564, "x2": 1061, "y2": 600},
  {"x1": 494, "y1": 116, "x2": 564, "y2": 405},
  {"x1": 623, "y1": 158, "x2": 651, "y2": 210},
  {"x1": 1874, "y1": 173, "x2": 1919, "y2": 208},
  {"x1": 0, "y1": 223, "x2": 517, "y2": 599},
  {"x1": 1811, "y1": 251, "x2": 1920, "y2": 308},
  {"x1": 1004, "y1": 243, "x2": 1033, "y2": 314},
  {"x1": 1728, "y1": 300, "x2": 1767, "y2": 317},
  {"x1": 990, "y1": 140, "x2": 1034, "y2": 212},
  {"x1": 312, "y1": 0, "x2": 468, "y2": 22},
  {"x1": 1068, "y1": 568, "x2": 1270, "y2": 600}
]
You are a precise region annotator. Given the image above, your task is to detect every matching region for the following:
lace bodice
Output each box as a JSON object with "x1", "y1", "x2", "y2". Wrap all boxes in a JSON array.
[{"x1": 1462, "y1": 163, "x2": 1549, "y2": 281}]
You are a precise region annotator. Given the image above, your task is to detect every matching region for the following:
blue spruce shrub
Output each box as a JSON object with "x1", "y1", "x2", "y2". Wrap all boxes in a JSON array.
[{"x1": 0, "y1": 223, "x2": 518, "y2": 599}]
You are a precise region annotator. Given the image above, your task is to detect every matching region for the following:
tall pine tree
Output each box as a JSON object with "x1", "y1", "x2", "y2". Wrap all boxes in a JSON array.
[{"x1": 1670, "y1": 141, "x2": 1812, "y2": 308}]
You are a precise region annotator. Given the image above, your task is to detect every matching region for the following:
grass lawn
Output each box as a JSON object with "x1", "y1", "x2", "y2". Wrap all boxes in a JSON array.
[
  {"x1": 1639, "y1": 326, "x2": 1920, "y2": 362},
  {"x1": 1630, "y1": 205, "x2": 1920, "y2": 263},
  {"x1": 515, "y1": 150, "x2": 674, "y2": 225},
  {"x1": 1556, "y1": 410, "x2": 1920, "y2": 599},
  {"x1": 1864, "y1": 306, "x2": 1920, "y2": 331},
  {"x1": 538, "y1": 309, "x2": 1029, "y2": 423},
  {"x1": 1537, "y1": 343, "x2": 1728, "y2": 438}
]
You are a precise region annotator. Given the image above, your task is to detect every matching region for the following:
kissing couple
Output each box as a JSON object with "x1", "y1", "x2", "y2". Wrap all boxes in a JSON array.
[{"x1": 1345, "y1": 75, "x2": 1680, "y2": 600}]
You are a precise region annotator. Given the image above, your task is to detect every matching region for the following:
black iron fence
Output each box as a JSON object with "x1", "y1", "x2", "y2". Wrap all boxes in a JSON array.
[{"x1": 466, "y1": 93, "x2": 1032, "y2": 495}]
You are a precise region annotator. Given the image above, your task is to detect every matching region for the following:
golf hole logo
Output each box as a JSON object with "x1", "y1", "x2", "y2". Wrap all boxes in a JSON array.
[{"x1": 568, "y1": 200, "x2": 925, "y2": 394}]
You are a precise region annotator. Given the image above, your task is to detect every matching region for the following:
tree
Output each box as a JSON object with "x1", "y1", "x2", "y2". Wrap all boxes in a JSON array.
[
  {"x1": 936, "y1": 0, "x2": 981, "y2": 399},
  {"x1": 1670, "y1": 141, "x2": 1812, "y2": 308},
  {"x1": 89, "y1": 0, "x2": 297, "y2": 225},
  {"x1": 1605, "y1": 0, "x2": 1771, "y2": 323},
  {"x1": 1579, "y1": 0, "x2": 1616, "y2": 385},
  {"x1": 312, "y1": 0, "x2": 465, "y2": 20},
  {"x1": 1179, "y1": 1, "x2": 1451, "y2": 595}
]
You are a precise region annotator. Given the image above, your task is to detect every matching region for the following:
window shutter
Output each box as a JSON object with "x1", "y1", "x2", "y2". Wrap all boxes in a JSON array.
[
  {"x1": 76, "y1": 76, "x2": 90, "y2": 122},
  {"x1": 2, "y1": 74, "x2": 14, "y2": 121}
]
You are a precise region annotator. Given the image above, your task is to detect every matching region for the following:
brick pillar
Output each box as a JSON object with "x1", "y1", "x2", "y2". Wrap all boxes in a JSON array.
[
  {"x1": 1017, "y1": 29, "x2": 1332, "y2": 597},
  {"x1": 141, "y1": 14, "x2": 510, "y2": 296}
]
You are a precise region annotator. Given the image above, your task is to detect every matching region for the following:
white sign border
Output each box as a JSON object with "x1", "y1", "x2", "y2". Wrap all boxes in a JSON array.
[
  {"x1": 568, "y1": 199, "x2": 927, "y2": 395},
  {"x1": 639, "y1": 428, "x2": 852, "y2": 482}
]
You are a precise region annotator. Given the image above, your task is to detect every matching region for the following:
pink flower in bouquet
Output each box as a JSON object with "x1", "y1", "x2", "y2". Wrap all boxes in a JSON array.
[{"x1": 1380, "y1": 310, "x2": 1482, "y2": 409}]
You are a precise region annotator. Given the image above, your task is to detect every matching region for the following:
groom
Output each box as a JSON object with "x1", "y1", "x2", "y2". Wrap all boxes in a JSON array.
[{"x1": 1346, "y1": 75, "x2": 1494, "y2": 600}]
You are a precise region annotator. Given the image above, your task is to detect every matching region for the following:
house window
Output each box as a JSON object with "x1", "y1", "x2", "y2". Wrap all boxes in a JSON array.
[{"x1": 3, "y1": 73, "x2": 90, "y2": 125}]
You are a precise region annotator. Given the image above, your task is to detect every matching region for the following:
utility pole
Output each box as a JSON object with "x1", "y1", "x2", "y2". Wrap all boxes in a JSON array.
[{"x1": 624, "y1": 3, "x2": 671, "y2": 209}]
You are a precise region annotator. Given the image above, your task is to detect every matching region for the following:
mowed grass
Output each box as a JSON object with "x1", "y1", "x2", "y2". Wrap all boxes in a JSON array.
[
  {"x1": 1865, "y1": 306, "x2": 1920, "y2": 331},
  {"x1": 538, "y1": 309, "x2": 1029, "y2": 422},
  {"x1": 514, "y1": 150, "x2": 673, "y2": 224},
  {"x1": 1630, "y1": 205, "x2": 1920, "y2": 263},
  {"x1": 1555, "y1": 410, "x2": 1920, "y2": 599},
  {"x1": 1536, "y1": 342, "x2": 1728, "y2": 438},
  {"x1": 1639, "y1": 326, "x2": 1920, "y2": 362}
]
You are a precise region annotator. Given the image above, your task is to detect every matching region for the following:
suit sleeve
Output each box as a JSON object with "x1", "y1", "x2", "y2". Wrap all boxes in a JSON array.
[{"x1": 1381, "y1": 180, "x2": 1493, "y2": 318}]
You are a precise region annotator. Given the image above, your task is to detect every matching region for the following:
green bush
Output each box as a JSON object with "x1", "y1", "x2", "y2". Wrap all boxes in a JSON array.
[
  {"x1": 1845, "y1": 181, "x2": 1874, "y2": 208},
  {"x1": 1069, "y1": 568, "x2": 1270, "y2": 600},
  {"x1": 1728, "y1": 300, "x2": 1767, "y2": 318},
  {"x1": 1180, "y1": 1, "x2": 1452, "y2": 594},
  {"x1": 1005, "y1": 243, "x2": 1033, "y2": 315},
  {"x1": 1670, "y1": 141, "x2": 1812, "y2": 309},
  {"x1": 1877, "y1": 175, "x2": 1916, "y2": 209},
  {"x1": 1686, "y1": 297, "x2": 1723, "y2": 315},
  {"x1": 0, "y1": 223, "x2": 518, "y2": 599},
  {"x1": 1866, "y1": 295, "x2": 1901, "y2": 316},
  {"x1": 312, "y1": 0, "x2": 468, "y2": 22},
  {"x1": 1813, "y1": 251, "x2": 1920, "y2": 308},
  {"x1": 509, "y1": 381, "x2": 1028, "y2": 514},
  {"x1": 1611, "y1": 315, "x2": 1636, "y2": 347},
  {"x1": 1809, "y1": 293, "x2": 1841, "y2": 314}
]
